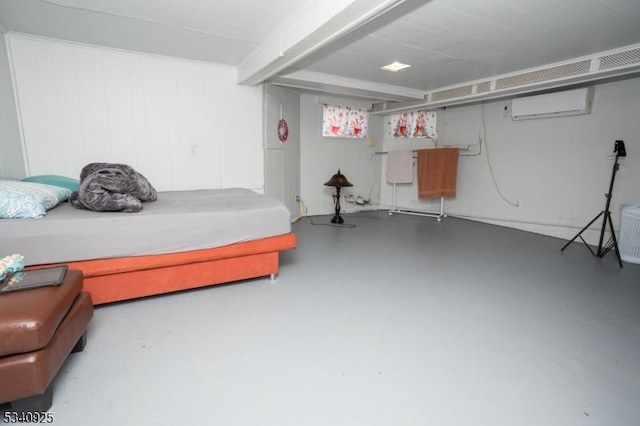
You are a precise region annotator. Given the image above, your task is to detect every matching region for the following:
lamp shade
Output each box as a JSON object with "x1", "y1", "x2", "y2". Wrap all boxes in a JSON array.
[{"x1": 324, "y1": 169, "x2": 353, "y2": 188}]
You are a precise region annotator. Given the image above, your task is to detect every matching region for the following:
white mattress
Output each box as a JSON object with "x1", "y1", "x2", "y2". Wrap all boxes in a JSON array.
[{"x1": 0, "y1": 188, "x2": 292, "y2": 266}]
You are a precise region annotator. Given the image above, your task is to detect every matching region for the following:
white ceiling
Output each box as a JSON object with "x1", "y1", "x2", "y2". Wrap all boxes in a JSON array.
[{"x1": 1, "y1": 0, "x2": 640, "y2": 104}]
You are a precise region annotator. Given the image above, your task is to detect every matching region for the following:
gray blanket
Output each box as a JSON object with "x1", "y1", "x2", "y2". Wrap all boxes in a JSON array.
[{"x1": 69, "y1": 163, "x2": 157, "y2": 212}]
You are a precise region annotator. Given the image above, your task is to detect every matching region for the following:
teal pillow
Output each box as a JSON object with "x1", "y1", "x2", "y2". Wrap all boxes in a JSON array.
[
  {"x1": 22, "y1": 174, "x2": 80, "y2": 192},
  {"x1": 0, "y1": 180, "x2": 72, "y2": 219}
]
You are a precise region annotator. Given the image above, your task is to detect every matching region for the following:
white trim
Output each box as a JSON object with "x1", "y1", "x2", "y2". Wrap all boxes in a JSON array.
[{"x1": 4, "y1": 34, "x2": 30, "y2": 176}]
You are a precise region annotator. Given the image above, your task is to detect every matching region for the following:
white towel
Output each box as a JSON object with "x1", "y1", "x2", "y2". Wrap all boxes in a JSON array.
[{"x1": 386, "y1": 150, "x2": 414, "y2": 184}]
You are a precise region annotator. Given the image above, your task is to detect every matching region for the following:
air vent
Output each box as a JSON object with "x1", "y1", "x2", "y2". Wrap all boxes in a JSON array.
[
  {"x1": 475, "y1": 81, "x2": 491, "y2": 93},
  {"x1": 430, "y1": 85, "x2": 473, "y2": 101},
  {"x1": 599, "y1": 48, "x2": 640, "y2": 70},
  {"x1": 495, "y1": 60, "x2": 591, "y2": 90}
]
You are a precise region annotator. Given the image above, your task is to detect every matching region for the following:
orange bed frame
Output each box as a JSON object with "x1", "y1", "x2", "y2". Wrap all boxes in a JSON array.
[{"x1": 46, "y1": 233, "x2": 296, "y2": 305}]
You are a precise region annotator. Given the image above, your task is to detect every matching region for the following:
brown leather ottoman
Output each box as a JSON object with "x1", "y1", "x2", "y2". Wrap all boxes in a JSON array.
[{"x1": 0, "y1": 269, "x2": 93, "y2": 411}]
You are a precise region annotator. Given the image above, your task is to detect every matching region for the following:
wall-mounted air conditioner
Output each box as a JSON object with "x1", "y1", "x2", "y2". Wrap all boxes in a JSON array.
[{"x1": 511, "y1": 87, "x2": 594, "y2": 120}]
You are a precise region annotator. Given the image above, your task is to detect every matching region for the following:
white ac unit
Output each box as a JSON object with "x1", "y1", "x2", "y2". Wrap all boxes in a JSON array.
[{"x1": 511, "y1": 87, "x2": 594, "y2": 120}]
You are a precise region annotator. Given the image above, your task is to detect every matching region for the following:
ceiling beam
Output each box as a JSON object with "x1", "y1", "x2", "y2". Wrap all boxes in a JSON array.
[
  {"x1": 271, "y1": 70, "x2": 425, "y2": 101},
  {"x1": 237, "y1": 0, "x2": 411, "y2": 86}
]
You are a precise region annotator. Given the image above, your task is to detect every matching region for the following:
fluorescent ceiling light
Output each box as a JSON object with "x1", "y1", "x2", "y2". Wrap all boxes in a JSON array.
[{"x1": 381, "y1": 61, "x2": 412, "y2": 72}]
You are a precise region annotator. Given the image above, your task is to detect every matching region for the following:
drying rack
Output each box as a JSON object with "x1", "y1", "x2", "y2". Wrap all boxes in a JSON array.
[
  {"x1": 381, "y1": 145, "x2": 468, "y2": 222},
  {"x1": 388, "y1": 182, "x2": 446, "y2": 221}
]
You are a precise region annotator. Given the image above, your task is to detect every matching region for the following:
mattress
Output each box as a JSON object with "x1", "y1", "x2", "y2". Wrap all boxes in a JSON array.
[{"x1": 0, "y1": 188, "x2": 292, "y2": 266}]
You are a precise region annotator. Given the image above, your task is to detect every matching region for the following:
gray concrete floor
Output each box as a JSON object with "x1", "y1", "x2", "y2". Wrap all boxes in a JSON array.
[{"x1": 4, "y1": 212, "x2": 640, "y2": 425}]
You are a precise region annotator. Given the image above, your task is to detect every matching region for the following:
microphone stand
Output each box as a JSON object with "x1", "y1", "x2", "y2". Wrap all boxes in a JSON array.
[{"x1": 561, "y1": 140, "x2": 626, "y2": 267}]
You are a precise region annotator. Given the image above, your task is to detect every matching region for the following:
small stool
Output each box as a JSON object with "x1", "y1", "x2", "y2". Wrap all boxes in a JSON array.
[{"x1": 0, "y1": 269, "x2": 93, "y2": 411}]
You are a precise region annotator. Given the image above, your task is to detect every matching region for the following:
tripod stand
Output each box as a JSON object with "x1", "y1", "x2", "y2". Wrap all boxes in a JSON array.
[{"x1": 561, "y1": 140, "x2": 626, "y2": 267}]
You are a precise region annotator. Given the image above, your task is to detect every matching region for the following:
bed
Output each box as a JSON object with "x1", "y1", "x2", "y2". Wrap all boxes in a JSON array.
[{"x1": 0, "y1": 188, "x2": 296, "y2": 305}]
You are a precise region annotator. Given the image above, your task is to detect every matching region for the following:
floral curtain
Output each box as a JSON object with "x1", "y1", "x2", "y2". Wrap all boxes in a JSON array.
[
  {"x1": 323, "y1": 104, "x2": 368, "y2": 138},
  {"x1": 391, "y1": 110, "x2": 437, "y2": 140}
]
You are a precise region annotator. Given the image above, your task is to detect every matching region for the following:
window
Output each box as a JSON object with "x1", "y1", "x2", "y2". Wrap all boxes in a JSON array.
[
  {"x1": 322, "y1": 104, "x2": 368, "y2": 139},
  {"x1": 390, "y1": 110, "x2": 437, "y2": 140}
]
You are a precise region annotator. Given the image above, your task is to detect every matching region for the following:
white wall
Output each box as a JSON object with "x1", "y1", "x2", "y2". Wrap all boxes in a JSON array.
[
  {"x1": 300, "y1": 93, "x2": 383, "y2": 216},
  {"x1": 264, "y1": 84, "x2": 301, "y2": 216},
  {"x1": 379, "y1": 77, "x2": 640, "y2": 244},
  {"x1": 0, "y1": 33, "x2": 24, "y2": 179},
  {"x1": 7, "y1": 33, "x2": 264, "y2": 191}
]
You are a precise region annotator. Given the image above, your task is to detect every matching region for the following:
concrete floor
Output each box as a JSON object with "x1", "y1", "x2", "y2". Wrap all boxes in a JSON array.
[{"x1": 3, "y1": 212, "x2": 640, "y2": 425}]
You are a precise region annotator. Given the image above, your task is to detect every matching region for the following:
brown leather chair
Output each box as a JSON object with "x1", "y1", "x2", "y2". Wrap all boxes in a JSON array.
[{"x1": 0, "y1": 270, "x2": 93, "y2": 411}]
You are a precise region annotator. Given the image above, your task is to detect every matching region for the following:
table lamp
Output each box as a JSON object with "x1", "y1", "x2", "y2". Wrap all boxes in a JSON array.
[{"x1": 323, "y1": 169, "x2": 353, "y2": 224}]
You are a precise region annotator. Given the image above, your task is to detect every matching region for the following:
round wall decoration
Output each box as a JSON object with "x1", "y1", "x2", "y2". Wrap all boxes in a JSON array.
[{"x1": 277, "y1": 119, "x2": 289, "y2": 142}]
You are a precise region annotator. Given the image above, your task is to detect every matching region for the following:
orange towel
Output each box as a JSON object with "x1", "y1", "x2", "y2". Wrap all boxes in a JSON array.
[{"x1": 417, "y1": 148, "x2": 459, "y2": 198}]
